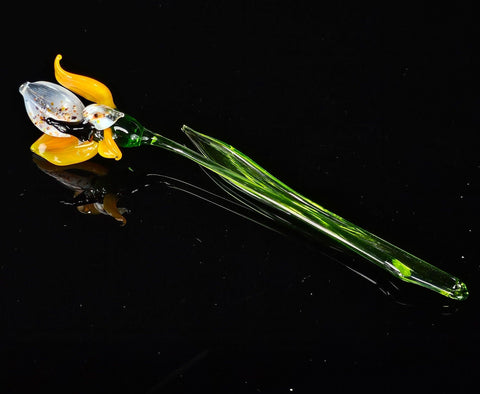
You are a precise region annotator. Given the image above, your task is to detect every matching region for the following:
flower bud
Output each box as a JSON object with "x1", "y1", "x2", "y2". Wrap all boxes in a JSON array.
[{"x1": 19, "y1": 81, "x2": 85, "y2": 138}]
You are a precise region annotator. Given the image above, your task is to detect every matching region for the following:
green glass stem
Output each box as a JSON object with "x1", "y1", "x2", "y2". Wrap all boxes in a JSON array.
[{"x1": 112, "y1": 115, "x2": 468, "y2": 300}]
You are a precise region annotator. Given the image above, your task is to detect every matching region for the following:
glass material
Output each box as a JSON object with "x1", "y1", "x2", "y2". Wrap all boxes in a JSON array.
[
  {"x1": 20, "y1": 55, "x2": 469, "y2": 300},
  {"x1": 54, "y1": 54, "x2": 116, "y2": 108},
  {"x1": 19, "y1": 81, "x2": 85, "y2": 138},
  {"x1": 111, "y1": 120, "x2": 468, "y2": 300},
  {"x1": 82, "y1": 104, "x2": 124, "y2": 130}
]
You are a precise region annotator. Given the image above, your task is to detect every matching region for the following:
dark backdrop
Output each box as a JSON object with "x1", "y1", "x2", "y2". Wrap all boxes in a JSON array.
[{"x1": 2, "y1": 2, "x2": 478, "y2": 393}]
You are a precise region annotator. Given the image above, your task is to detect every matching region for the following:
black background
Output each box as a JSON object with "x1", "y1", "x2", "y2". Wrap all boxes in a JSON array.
[{"x1": 2, "y1": 2, "x2": 479, "y2": 393}]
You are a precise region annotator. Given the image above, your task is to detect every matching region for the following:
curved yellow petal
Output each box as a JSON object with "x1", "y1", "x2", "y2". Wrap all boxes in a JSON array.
[
  {"x1": 54, "y1": 54, "x2": 116, "y2": 108},
  {"x1": 97, "y1": 127, "x2": 122, "y2": 160},
  {"x1": 31, "y1": 134, "x2": 98, "y2": 166}
]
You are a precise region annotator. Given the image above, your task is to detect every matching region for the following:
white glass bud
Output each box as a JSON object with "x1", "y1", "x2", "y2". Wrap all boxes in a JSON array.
[{"x1": 19, "y1": 81, "x2": 85, "y2": 138}]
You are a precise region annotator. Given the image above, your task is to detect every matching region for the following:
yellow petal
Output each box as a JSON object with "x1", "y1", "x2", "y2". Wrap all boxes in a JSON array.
[
  {"x1": 97, "y1": 127, "x2": 122, "y2": 160},
  {"x1": 31, "y1": 134, "x2": 98, "y2": 166},
  {"x1": 54, "y1": 54, "x2": 116, "y2": 108}
]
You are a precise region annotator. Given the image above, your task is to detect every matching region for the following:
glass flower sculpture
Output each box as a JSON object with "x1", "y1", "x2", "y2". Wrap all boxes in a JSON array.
[{"x1": 20, "y1": 55, "x2": 469, "y2": 300}]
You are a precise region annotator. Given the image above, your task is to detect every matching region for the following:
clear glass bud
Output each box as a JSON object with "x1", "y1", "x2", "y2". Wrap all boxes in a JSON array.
[{"x1": 19, "y1": 81, "x2": 85, "y2": 138}]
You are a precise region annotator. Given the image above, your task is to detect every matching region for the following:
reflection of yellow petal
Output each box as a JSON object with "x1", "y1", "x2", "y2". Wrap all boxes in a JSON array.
[
  {"x1": 77, "y1": 204, "x2": 102, "y2": 215},
  {"x1": 103, "y1": 194, "x2": 127, "y2": 225},
  {"x1": 98, "y1": 127, "x2": 122, "y2": 160},
  {"x1": 54, "y1": 54, "x2": 116, "y2": 107},
  {"x1": 33, "y1": 155, "x2": 109, "y2": 176},
  {"x1": 31, "y1": 134, "x2": 98, "y2": 166}
]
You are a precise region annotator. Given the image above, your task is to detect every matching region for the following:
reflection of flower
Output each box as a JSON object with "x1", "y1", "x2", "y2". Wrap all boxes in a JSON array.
[
  {"x1": 33, "y1": 156, "x2": 128, "y2": 225},
  {"x1": 20, "y1": 55, "x2": 124, "y2": 165}
]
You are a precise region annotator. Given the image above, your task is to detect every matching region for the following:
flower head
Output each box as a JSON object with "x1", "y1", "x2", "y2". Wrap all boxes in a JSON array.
[{"x1": 20, "y1": 55, "x2": 124, "y2": 165}]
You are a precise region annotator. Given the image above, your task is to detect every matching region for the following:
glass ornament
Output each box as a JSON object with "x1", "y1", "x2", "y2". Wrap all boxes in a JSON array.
[{"x1": 19, "y1": 55, "x2": 469, "y2": 301}]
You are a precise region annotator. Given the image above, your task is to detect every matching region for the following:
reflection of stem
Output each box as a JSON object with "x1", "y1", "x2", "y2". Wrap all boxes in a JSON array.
[
  {"x1": 140, "y1": 126, "x2": 468, "y2": 301},
  {"x1": 147, "y1": 173, "x2": 282, "y2": 235}
]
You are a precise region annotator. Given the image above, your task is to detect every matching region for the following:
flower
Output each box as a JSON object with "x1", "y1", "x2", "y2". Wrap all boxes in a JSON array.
[{"x1": 20, "y1": 55, "x2": 124, "y2": 165}]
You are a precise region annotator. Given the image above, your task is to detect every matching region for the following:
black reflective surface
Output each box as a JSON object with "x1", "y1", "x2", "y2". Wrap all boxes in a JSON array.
[{"x1": 3, "y1": 3, "x2": 479, "y2": 393}]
